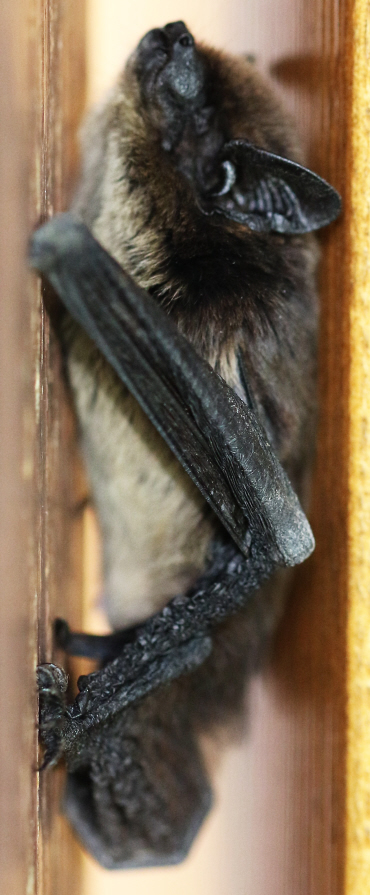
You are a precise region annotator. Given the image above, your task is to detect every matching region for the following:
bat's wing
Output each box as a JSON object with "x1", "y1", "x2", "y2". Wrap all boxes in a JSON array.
[
  {"x1": 36, "y1": 534, "x2": 279, "y2": 868},
  {"x1": 30, "y1": 213, "x2": 314, "y2": 567}
]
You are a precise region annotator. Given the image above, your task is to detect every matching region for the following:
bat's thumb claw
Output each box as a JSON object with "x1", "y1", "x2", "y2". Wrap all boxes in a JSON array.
[{"x1": 29, "y1": 213, "x2": 82, "y2": 274}]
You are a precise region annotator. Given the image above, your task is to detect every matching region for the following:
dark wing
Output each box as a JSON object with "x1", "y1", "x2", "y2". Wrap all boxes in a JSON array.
[
  {"x1": 36, "y1": 533, "x2": 280, "y2": 868},
  {"x1": 30, "y1": 214, "x2": 313, "y2": 567},
  {"x1": 38, "y1": 661, "x2": 212, "y2": 869},
  {"x1": 198, "y1": 139, "x2": 341, "y2": 233}
]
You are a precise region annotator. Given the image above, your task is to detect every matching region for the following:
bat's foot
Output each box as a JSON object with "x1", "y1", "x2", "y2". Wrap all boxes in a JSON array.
[
  {"x1": 37, "y1": 663, "x2": 68, "y2": 768},
  {"x1": 54, "y1": 617, "x2": 139, "y2": 662}
]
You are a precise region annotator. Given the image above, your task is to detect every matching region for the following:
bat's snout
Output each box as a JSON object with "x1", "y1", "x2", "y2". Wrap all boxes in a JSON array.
[{"x1": 136, "y1": 22, "x2": 204, "y2": 104}]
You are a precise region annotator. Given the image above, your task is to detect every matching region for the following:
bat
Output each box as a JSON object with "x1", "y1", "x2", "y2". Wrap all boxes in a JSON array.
[{"x1": 31, "y1": 21, "x2": 341, "y2": 869}]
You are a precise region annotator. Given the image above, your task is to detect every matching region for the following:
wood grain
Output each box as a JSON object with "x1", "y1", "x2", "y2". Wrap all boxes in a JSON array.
[
  {"x1": 0, "y1": 6, "x2": 32, "y2": 894},
  {"x1": 236, "y1": 0, "x2": 350, "y2": 891},
  {"x1": 0, "y1": 1, "x2": 86, "y2": 893},
  {"x1": 28, "y1": 4, "x2": 87, "y2": 892}
]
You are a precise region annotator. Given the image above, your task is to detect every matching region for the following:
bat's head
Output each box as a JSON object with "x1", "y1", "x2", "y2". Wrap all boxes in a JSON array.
[
  {"x1": 73, "y1": 22, "x2": 340, "y2": 414},
  {"x1": 120, "y1": 22, "x2": 340, "y2": 235}
]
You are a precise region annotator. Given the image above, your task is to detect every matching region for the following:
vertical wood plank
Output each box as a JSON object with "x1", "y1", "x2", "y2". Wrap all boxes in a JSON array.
[
  {"x1": 28, "y1": 3, "x2": 87, "y2": 892},
  {"x1": 0, "y1": 4, "x2": 32, "y2": 893},
  {"x1": 0, "y1": 0, "x2": 86, "y2": 893}
]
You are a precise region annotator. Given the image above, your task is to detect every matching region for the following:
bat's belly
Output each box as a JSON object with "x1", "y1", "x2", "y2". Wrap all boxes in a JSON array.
[{"x1": 67, "y1": 326, "x2": 215, "y2": 628}]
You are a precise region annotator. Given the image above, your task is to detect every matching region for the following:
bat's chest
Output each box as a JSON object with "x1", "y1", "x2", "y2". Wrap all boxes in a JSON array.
[{"x1": 67, "y1": 327, "x2": 215, "y2": 628}]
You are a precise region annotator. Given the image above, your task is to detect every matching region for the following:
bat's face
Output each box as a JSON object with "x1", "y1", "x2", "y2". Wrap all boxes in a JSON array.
[
  {"x1": 127, "y1": 21, "x2": 299, "y2": 204},
  {"x1": 119, "y1": 23, "x2": 339, "y2": 244}
]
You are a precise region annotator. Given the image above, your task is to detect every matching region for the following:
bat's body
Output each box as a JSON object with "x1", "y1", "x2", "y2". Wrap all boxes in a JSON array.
[
  {"x1": 66, "y1": 32, "x2": 316, "y2": 626},
  {"x1": 33, "y1": 22, "x2": 340, "y2": 869}
]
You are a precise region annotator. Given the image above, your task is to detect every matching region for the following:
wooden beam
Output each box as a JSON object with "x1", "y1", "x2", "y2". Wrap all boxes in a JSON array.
[{"x1": 0, "y1": 1, "x2": 87, "y2": 893}]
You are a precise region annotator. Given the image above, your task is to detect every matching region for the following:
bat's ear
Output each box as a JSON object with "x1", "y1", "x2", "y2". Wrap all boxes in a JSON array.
[{"x1": 199, "y1": 140, "x2": 341, "y2": 234}]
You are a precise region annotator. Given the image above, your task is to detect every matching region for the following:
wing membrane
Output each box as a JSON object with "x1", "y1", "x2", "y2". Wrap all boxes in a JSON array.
[{"x1": 30, "y1": 214, "x2": 314, "y2": 566}]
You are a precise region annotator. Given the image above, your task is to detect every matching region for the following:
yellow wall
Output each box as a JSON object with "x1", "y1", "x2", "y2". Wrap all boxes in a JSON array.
[{"x1": 346, "y1": 0, "x2": 370, "y2": 889}]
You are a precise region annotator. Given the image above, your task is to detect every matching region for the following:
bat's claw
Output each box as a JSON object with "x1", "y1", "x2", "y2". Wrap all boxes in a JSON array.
[{"x1": 37, "y1": 662, "x2": 68, "y2": 768}]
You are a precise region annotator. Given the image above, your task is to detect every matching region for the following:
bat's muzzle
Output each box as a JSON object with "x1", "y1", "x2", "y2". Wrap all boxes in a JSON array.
[{"x1": 136, "y1": 22, "x2": 205, "y2": 104}]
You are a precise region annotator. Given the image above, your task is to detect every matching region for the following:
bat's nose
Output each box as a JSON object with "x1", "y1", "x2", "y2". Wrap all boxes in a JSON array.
[
  {"x1": 137, "y1": 22, "x2": 194, "y2": 58},
  {"x1": 136, "y1": 23, "x2": 204, "y2": 104},
  {"x1": 163, "y1": 21, "x2": 194, "y2": 47}
]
